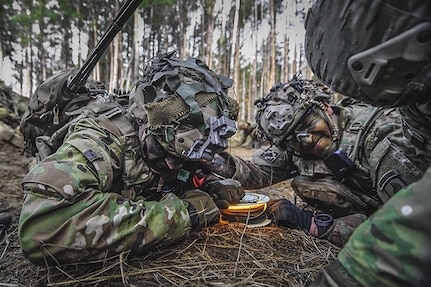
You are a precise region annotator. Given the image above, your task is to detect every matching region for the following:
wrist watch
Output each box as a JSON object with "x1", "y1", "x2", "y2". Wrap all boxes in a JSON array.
[{"x1": 314, "y1": 213, "x2": 334, "y2": 237}]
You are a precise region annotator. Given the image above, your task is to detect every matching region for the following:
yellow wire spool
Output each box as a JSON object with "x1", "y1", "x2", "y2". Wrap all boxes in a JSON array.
[{"x1": 221, "y1": 193, "x2": 272, "y2": 227}]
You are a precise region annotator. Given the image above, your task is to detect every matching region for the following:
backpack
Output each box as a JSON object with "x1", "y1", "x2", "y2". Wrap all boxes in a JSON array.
[{"x1": 19, "y1": 68, "x2": 96, "y2": 159}]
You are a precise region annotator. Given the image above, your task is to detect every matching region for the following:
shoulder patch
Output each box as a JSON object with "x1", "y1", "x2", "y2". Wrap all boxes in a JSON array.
[
  {"x1": 252, "y1": 145, "x2": 286, "y2": 167},
  {"x1": 259, "y1": 148, "x2": 280, "y2": 163}
]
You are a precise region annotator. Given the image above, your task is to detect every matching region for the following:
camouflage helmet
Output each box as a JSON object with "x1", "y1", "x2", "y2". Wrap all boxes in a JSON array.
[
  {"x1": 128, "y1": 51, "x2": 239, "y2": 161},
  {"x1": 304, "y1": 0, "x2": 431, "y2": 107},
  {"x1": 255, "y1": 77, "x2": 337, "y2": 152}
]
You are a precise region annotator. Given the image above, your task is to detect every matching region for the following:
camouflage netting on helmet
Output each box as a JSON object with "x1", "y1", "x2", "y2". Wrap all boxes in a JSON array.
[
  {"x1": 129, "y1": 51, "x2": 237, "y2": 122},
  {"x1": 128, "y1": 51, "x2": 239, "y2": 158},
  {"x1": 304, "y1": 0, "x2": 431, "y2": 107},
  {"x1": 254, "y1": 77, "x2": 333, "y2": 148},
  {"x1": 144, "y1": 92, "x2": 221, "y2": 130}
]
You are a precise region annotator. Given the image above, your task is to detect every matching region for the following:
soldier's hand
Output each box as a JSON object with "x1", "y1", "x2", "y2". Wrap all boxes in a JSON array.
[
  {"x1": 205, "y1": 179, "x2": 245, "y2": 209},
  {"x1": 267, "y1": 199, "x2": 312, "y2": 230}
]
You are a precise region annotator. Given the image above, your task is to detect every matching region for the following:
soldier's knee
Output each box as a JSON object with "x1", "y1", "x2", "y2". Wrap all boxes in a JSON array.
[
  {"x1": 18, "y1": 217, "x2": 46, "y2": 265},
  {"x1": 18, "y1": 194, "x2": 59, "y2": 265}
]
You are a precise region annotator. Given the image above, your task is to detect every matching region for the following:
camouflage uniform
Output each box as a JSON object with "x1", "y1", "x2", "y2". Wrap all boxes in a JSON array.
[
  {"x1": 211, "y1": 97, "x2": 427, "y2": 245},
  {"x1": 20, "y1": 113, "x2": 190, "y2": 265},
  {"x1": 303, "y1": 0, "x2": 431, "y2": 285},
  {"x1": 19, "y1": 55, "x2": 241, "y2": 266},
  {"x1": 313, "y1": 167, "x2": 431, "y2": 286},
  {"x1": 0, "y1": 81, "x2": 26, "y2": 147}
]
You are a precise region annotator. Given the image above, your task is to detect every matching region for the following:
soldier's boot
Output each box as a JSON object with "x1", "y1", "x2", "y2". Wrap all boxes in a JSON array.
[{"x1": 0, "y1": 212, "x2": 12, "y2": 241}]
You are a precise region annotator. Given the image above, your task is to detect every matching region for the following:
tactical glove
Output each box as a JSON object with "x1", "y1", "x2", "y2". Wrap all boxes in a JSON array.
[
  {"x1": 267, "y1": 199, "x2": 312, "y2": 231},
  {"x1": 204, "y1": 179, "x2": 245, "y2": 209},
  {"x1": 0, "y1": 212, "x2": 12, "y2": 241},
  {"x1": 182, "y1": 190, "x2": 220, "y2": 229}
]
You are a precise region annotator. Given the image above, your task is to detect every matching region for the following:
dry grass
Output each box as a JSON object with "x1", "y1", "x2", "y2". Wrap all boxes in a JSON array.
[
  {"x1": 37, "y1": 223, "x2": 339, "y2": 287},
  {"x1": 0, "y1": 144, "x2": 339, "y2": 286}
]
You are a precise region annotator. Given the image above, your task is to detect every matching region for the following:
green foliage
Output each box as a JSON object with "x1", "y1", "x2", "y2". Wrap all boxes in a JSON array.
[
  {"x1": 3, "y1": 0, "x2": 311, "y2": 110},
  {"x1": 142, "y1": 0, "x2": 176, "y2": 7},
  {"x1": 240, "y1": 0, "x2": 254, "y2": 25}
]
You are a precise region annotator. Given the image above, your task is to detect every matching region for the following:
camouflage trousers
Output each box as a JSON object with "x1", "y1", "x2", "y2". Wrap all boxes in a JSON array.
[
  {"x1": 19, "y1": 189, "x2": 192, "y2": 266},
  {"x1": 313, "y1": 166, "x2": 431, "y2": 286}
]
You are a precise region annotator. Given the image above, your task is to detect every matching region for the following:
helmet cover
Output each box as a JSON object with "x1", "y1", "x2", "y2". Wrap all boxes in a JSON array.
[
  {"x1": 305, "y1": 0, "x2": 431, "y2": 107},
  {"x1": 129, "y1": 51, "x2": 239, "y2": 161},
  {"x1": 255, "y1": 77, "x2": 333, "y2": 151}
]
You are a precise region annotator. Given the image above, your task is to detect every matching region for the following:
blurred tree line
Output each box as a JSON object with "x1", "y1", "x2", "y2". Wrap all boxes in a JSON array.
[{"x1": 0, "y1": 0, "x2": 312, "y2": 122}]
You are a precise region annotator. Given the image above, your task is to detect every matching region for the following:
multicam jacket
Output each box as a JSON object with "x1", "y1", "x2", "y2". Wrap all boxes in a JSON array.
[
  {"x1": 18, "y1": 97, "x2": 212, "y2": 266},
  {"x1": 312, "y1": 166, "x2": 431, "y2": 287},
  {"x1": 219, "y1": 100, "x2": 428, "y2": 243}
]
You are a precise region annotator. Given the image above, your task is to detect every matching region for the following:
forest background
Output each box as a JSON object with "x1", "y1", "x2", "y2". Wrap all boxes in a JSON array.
[{"x1": 0, "y1": 0, "x2": 313, "y2": 123}]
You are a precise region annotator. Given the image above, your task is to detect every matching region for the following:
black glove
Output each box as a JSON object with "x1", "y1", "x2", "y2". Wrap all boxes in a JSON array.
[
  {"x1": 0, "y1": 213, "x2": 12, "y2": 241},
  {"x1": 267, "y1": 199, "x2": 312, "y2": 231},
  {"x1": 204, "y1": 179, "x2": 245, "y2": 209}
]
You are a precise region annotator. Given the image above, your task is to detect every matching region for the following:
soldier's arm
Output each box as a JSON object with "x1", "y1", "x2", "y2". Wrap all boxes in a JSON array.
[
  {"x1": 203, "y1": 145, "x2": 297, "y2": 189},
  {"x1": 366, "y1": 108, "x2": 427, "y2": 202},
  {"x1": 18, "y1": 117, "x2": 192, "y2": 265},
  {"x1": 313, "y1": 167, "x2": 431, "y2": 286}
]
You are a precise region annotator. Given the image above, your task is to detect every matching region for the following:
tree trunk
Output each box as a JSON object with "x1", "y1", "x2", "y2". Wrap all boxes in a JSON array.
[
  {"x1": 249, "y1": 0, "x2": 259, "y2": 121},
  {"x1": 109, "y1": 0, "x2": 121, "y2": 91},
  {"x1": 132, "y1": 10, "x2": 143, "y2": 86},
  {"x1": 283, "y1": 36, "x2": 290, "y2": 82},
  {"x1": 0, "y1": 33, "x2": 3, "y2": 81},
  {"x1": 205, "y1": 0, "x2": 215, "y2": 68},
  {"x1": 269, "y1": 0, "x2": 276, "y2": 87},
  {"x1": 25, "y1": 44, "x2": 32, "y2": 97},
  {"x1": 93, "y1": 21, "x2": 100, "y2": 81},
  {"x1": 218, "y1": 0, "x2": 231, "y2": 76},
  {"x1": 292, "y1": 44, "x2": 298, "y2": 76},
  {"x1": 176, "y1": 0, "x2": 188, "y2": 59},
  {"x1": 231, "y1": 0, "x2": 240, "y2": 96},
  {"x1": 241, "y1": 69, "x2": 246, "y2": 121}
]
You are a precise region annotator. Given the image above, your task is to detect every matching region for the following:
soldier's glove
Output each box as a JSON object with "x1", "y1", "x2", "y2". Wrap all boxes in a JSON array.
[
  {"x1": 0, "y1": 212, "x2": 12, "y2": 241},
  {"x1": 203, "y1": 179, "x2": 245, "y2": 209},
  {"x1": 182, "y1": 190, "x2": 220, "y2": 229},
  {"x1": 267, "y1": 199, "x2": 312, "y2": 231}
]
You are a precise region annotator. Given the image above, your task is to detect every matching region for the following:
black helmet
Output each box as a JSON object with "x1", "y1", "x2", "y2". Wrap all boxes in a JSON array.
[{"x1": 305, "y1": 0, "x2": 431, "y2": 107}]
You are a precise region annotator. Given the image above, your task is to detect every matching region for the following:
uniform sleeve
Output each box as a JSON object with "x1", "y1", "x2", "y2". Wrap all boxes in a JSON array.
[
  {"x1": 201, "y1": 146, "x2": 296, "y2": 189},
  {"x1": 231, "y1": 145, "x2": 298, "y2": 189},
  {"x1": 366, "y1": 108, "x2": 427, "y2": 202},
  {"x1": 313, "y1": 167, "x2": 431, "y2": 286},
  {"x1": 19, "y1": 117, "x2": 191, "y2": 265}
]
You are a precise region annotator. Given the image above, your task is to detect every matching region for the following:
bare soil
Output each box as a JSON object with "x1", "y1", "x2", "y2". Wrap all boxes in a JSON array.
[
  {"x1": 0, "y1": 141, "x2": 44, "y2": 286},
  {"x1": 0, "y1": 143, "x2": 338, "y2": 286}
]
